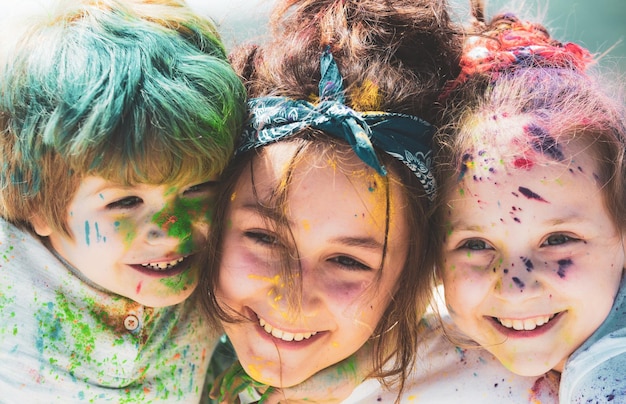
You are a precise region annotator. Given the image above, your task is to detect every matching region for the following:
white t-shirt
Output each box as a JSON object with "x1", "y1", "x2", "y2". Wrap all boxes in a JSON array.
[
  {"x1": 344, "y1": 316, "x2": 560, "y2": 403},
  {"x1": 0, "y1": 218, "x2": 216, "y2": 403}
]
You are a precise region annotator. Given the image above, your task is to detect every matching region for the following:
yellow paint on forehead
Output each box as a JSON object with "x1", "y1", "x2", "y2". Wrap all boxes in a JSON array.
[
  {"x1": 361, "y1": 171, "x2": 390, "y2": 228},
  {"x1": 230, "y1": 192, "x2": 237, "y2": 201}
]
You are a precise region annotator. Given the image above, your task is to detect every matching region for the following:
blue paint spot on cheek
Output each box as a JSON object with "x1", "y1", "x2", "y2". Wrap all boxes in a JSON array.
[
  {"x1": 94, "y1": 222, "x2": 105, "y2": 243},
  {"x1": 557, "y1": 258, "x2": 572, "y2": 278},
  {"x1": 84, "y1": 221, "x2": 90, "y2": 246}
]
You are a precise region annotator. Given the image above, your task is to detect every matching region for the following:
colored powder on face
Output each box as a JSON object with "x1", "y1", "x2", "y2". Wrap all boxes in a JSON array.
[
  {"x1": 113, "y1": 219, "x2": 138, "y2": 249},
  {"x1": 459, "y1": 153, "x2": 474, "y2": 181},
  {"x1": 518, "y1": 187, "x2": 548, "y2": 203},
  {"x1": 512, "y1": 277, "x2": 525, "y2": 289},
  {"x1": 159, "y1": 270, "x2": 195, "y2": 293},
  {"x1": 526, "y1": 123, "x2": 565, "y2": 161},
  {"x1": 521, "y1": 257, "x2": 534, "y2": 272},
  {"x1": 301, "y1": 220, "x2": 310, "y2": 232},
  {"x1": 556, "y1": 258, "x2": 572, "y2": 278},
  {"x1": 94, "y1": 222, "x2": 104, "y2": 243},
  {"x1": 84, "y1": 221, "x2": 91, "y2": 246},
  {"x1": 152, "y1": 196, "x2": 211, "y2": 255}
]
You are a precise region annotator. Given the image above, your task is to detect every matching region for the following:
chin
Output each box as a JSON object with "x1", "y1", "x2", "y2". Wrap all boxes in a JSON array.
[
  {"x1": 501, "y1": 357, "x2": 556, "y2": 377},
  {"x1": 248, "y1": 367, "x2": 316, "y2": 389}
]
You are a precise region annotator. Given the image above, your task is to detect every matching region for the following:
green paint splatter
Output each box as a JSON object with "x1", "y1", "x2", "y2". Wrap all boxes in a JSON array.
[
  {"x1": 159, "y1": 269, "x2": 196, "y2": 293},
  {"x1": 151, "y1": 196, "x2": 212, "y2": 255},
  {"x1": 114, "y1": 219, "x2": 137, "y2": 249}
]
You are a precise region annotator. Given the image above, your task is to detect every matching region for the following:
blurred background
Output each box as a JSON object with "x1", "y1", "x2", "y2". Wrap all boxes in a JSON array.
[
  {"x1": 2, "y1": 0, "x2": 624, "y2": 73},
  {"x1": 194, "y1": 0, "x2": 626, "y2": 74}
]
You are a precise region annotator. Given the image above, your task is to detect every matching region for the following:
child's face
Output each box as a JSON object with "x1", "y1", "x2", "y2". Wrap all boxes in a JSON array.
[
  {"x1": 217, "y1": 143, "x2": 408, "y2": 388},
  {"x1": 34, "y1": 175, "x2": 216, "y2": 307},
  {"x1": 442, "y1": 140, "x2": 625, "y2": 376}
]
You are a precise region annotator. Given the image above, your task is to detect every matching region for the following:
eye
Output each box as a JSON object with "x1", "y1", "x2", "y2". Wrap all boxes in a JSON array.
[
  {"x1": 459, "y1": 239, "x2": 492, "y2": 251},
  {"x1": 244, "y1": 230, "x2": 279, "y2": 246},
  {"x1": 329, "y1": 255, "x2": 372, "y2": 271},
  {"x1": 542, "y1": 233, "x2": 577, "y2": 246},
  {"x1": 183, "y1": 181, "x2": 218, "y2": 196},
  {"x1": 106, "y1": 196, "x2": 143, "y2": 210}
]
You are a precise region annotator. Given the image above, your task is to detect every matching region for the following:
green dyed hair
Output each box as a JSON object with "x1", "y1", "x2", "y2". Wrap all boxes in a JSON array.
[{"x1": 0, "y1": 0, "x2": 247, "y2": 235}]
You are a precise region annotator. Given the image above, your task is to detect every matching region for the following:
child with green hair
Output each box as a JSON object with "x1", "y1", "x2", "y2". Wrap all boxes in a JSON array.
[{"x1": 0, "y1": 0, "x2": 246, "y2": 401}]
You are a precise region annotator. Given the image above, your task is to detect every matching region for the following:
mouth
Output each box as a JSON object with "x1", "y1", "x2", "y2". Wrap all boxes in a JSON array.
[
  {"x1": 130, "y1": 255, "x2": 192, "y2": 277},
  {"x1": 140, "y1": 256, "x2": 187, "y2": 271},
  {"x1": 258, "y1": 316, "x2": 319, "y2": 342},
  {"x1": 494, "y1": 313, "x2": 560, "y2": 331}
]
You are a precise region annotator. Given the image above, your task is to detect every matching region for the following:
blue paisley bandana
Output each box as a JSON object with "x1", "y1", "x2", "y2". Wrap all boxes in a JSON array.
[{"x1": 237, "y1": 47, "x2": 436, "y2": 200}]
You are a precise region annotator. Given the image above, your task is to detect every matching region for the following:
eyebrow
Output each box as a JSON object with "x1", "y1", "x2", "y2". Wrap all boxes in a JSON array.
[
  {"x1": 238, "y1": 202, "x2": 384, "y2": 250},
  {"x1": 450, "y1": 214, "x2": 585, "y2": 231},
  {"x1": 330, "y1": 236, "x2": 383, "y2": 250}
]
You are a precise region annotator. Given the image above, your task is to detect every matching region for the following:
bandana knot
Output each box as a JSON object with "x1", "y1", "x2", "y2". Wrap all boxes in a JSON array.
[{"x1": 237, "y1": 46, "x2": 436, "y2": 200}]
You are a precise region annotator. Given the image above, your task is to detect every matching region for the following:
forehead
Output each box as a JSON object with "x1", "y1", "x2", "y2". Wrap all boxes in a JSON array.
[
  {"x1": 232, "y1": 142, "x2": 408, "y2": 230},
  {"x1": 447, "y1": 138, "x2": 607, "y2": 224}
]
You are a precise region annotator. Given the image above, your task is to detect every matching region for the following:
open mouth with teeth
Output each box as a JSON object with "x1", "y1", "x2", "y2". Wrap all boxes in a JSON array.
[
  {"x1": 258, "y1": 316, "x2": 318, "y2": 342},
  {"x1": 494, "y1": 313, "x2": 559, "y2": 331},
  {"x1": 131, "y1": 255, "x2": 191, "y2": 277}
]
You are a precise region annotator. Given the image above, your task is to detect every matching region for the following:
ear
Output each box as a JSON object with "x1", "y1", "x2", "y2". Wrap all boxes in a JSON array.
[{"x1": 30, "y1": 213, "x2": 53, "y2": 237}]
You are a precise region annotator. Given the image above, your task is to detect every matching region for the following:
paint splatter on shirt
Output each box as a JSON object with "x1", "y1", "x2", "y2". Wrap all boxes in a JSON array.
[
  {"x1": 343, "y1": 315, "x2": 560, "y2": 403},
  {"x1": 560, "y1": 276, "x2": 626, "y2": 403},
  {"x1": 0, "y1": 218, "x2": 216, "y2": 402}
]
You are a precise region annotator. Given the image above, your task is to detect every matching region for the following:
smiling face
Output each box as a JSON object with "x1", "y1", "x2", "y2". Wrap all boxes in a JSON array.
[
  {"x1": 216, "y1": 142, "x2": 408, "y2": 388},
  {"x1": 441, "y1": 138, "x2": 625, "y2": 376},
  {"x1": 32, "y1": 175, "x2": 217, "y2": 307}
]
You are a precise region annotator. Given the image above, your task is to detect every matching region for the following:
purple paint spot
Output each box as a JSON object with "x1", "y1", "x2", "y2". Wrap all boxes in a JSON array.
[
  {"x1": 557, "y1": 258, "x2": 572, "y2": 278},
  {"x1": 518, "y1": 187, "x2": 548, "y2": 203},
  {"x1": 513, "y1": 217, "x2": 521, "y2": 223},
  {"x1": 521, "y1": 257, "x2": 534, "y2": 271},
  {"x1": 526, "y1": 123, "x2": 565, "y2": 161},
  {"x1": 504, "y1": 269, "x2": 509, "y2": 274},
  {"x1": 512, "y1": 277, "x2": 525, "y2": 288}
]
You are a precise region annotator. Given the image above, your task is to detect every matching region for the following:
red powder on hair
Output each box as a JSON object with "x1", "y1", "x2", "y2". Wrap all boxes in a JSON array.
[{"x1": 513, "y1": 158, "x2": 534, "y2": 169}]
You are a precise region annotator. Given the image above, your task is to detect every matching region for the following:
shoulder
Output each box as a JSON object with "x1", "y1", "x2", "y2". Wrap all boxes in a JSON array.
[{"x1": 561, "y1": 276, "x2": 626, "y2": 402}]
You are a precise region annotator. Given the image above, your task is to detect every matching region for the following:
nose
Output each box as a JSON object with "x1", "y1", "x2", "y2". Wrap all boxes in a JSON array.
[
  {"x1": 144, "y1": 206, "x2": 192, "y2": 249},
  {"x1": 493, "y1": 255, "x2": 543, "y2": 300},
  {"x1": 267, "y1": 261, "x2": 323, "y2": 321}
]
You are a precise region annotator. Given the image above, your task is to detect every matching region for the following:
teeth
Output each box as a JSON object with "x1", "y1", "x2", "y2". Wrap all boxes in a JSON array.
[
  {"x1": 258, "y1": 317, "x2": 317, "y2": 342},
  {"x1": 497, "y1": 314, "x2": 555, "y2": 331},
  {"x1": 141, "y1": 257, "x2": 185, "y2": 271}
]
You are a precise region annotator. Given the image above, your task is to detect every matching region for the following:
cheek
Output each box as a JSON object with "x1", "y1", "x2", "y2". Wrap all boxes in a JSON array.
[
  {"x1": 443, "y1": 266, "x2": 489, "y2": 312},
  {"x1": 325, "y1": 279, "x2": 389, "y2": 326}
]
